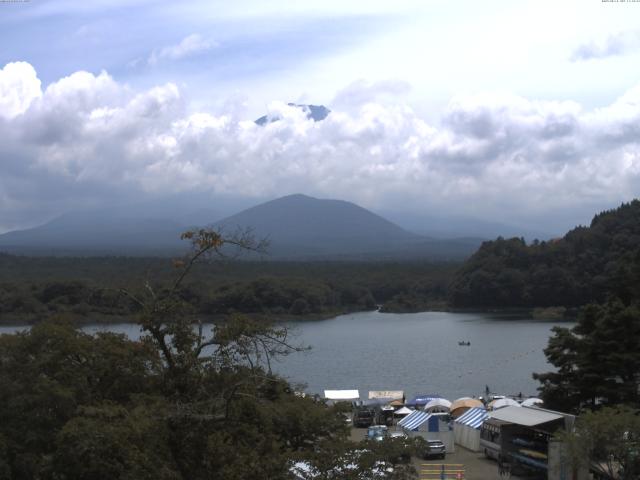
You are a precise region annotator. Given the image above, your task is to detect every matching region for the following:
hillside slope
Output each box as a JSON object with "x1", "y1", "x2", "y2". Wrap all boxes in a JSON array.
[
  {"x1": 449, "y1": 200, "x2": 640, "y2": 308},
  {"x1": 215, "y1": 194, "x2": 478, "y2": 259}
]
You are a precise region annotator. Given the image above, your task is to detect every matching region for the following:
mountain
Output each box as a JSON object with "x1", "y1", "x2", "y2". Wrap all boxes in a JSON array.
[
  {"x1": 0, "y1": 212, "x2": 188, "y2": 256},
  {"x1": 0, "y1": 193, "x2": 482, "y2": 259},
  {"x1": 449, "y1": 200, "x2": 640, "y2": 308},
  {"x1": 255, "y1": 104, "x2": 330, "y2": 125},
  {"x1": 215, "y1": 194, "x2": 479, "y2": 259},
  {"x1": 379, "y1": 210, "x2": 554, "y2": 241}
]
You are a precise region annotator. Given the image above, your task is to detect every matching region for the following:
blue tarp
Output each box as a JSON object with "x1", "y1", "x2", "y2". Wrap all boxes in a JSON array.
[
  {"x1": 454, "y1": 407, "x2": 488, "y2": 429},
  {"x1": 406, "y1": 394, "x2": 442, "y2": 407}
]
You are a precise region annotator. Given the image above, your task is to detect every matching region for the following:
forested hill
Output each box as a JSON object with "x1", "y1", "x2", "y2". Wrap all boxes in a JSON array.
[{"x1": 449, "y1": 200, "x2": 640, "y2": 308}]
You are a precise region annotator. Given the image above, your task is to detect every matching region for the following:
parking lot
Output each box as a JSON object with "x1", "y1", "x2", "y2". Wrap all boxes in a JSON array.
[{"x1": 350, "y1": 427, "x2": 528, "y2": 480}]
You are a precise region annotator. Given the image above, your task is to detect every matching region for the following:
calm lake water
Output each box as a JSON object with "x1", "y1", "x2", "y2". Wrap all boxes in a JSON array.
[{"x1": 0, "y1": 310, "x2": 572, "y2": 401}]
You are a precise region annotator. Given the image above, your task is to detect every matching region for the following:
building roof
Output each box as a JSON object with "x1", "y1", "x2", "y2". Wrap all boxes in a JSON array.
[
  {"x1": 488, "y1": 406, "x2": 564, "y2": 427},
  {"x1": 323, "y1": 390, "x2": 359, "y2": 401}
]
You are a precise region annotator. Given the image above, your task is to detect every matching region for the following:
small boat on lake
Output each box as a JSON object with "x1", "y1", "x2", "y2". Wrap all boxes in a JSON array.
[{"x1": 458, "y1": 341, "x2": 471, "y2": 346}]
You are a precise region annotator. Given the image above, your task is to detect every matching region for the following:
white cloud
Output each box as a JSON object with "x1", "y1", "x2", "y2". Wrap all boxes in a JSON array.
[
  {"x1": 148, "y1": 34, "x2": 217, "y2": 65},
  {"x1": 0, "y1": 62, "x2": 42, "y2": 120},
  {"x1": 1, "y1": 61, "x2": 640, "y2": 232}
]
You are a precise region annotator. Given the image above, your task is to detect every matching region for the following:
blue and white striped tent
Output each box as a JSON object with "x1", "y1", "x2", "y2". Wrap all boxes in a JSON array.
[
  {"x1": 453, "y1": 407, "x2": 488, "y2": 451},
  {"x1": 455, "y1": 407, "x2": 488, "y2": 429},
  {"x1": 398, "y1": 411, "x2": 430, "y2": 431}
]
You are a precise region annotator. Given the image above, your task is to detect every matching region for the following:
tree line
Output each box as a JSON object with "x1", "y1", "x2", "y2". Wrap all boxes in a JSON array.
[
  {"x1": 449, "y1": 200, "x2": 640, "y2": 309},
  {"x1": 0, "y1": 256, "x2": 456, "y2": 323}
]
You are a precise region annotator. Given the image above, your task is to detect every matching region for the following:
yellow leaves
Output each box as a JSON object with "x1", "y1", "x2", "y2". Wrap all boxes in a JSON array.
[
  {"x1": 181, "y1": 229, "x2": 224, "y2": 250},
  {"x1": 172, "y1": 259, "x2": 185, "y2": 269}
]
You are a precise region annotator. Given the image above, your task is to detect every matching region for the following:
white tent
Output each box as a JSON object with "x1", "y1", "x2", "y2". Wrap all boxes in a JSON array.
[
  {"x1": 393, "y1": 406, "x2": 413, "y2": 416},
  {"x1": 489, "y1": 398, "x2": 521, "y2": 410},
  {"x1": 453, "y1": 407, "x2": 488, "y2": 452},
  {"x1": 424, "y1": 398, "x2": 452, "y2": 412},
  {"x1": 368, "y1": 390, "x2": 404, "y2": 401},
  {"x1": 521, "y1": 397, "x2": 544, "y2": 407},
  {"x1": 323, "y1": 390, "x2": 359, "y2": 401}
]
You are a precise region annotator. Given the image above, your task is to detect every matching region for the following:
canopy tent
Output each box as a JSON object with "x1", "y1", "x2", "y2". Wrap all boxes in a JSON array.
[
  {"x1": 453, "y1": 407, "x2": 488, "y2": 452},
  {"x1": 323, "y1": 390, "x2": 359, "y2": 401},
  {"x1": 406, "y1": 394, "x2": 442, "y2": 407},
  {"x1": 368, "y1": 391, "x2": 404, "y2": 401},
  {"x1": 521, "y1": 397, "x2": 544, "y2": 407},
  {"x1": 398, "y1": 411, "x2": 432, "y2": 431},
  {"x1": 489, "y1": 398, "x2": 521, "y2": 410},
  {"x1": 399, "y1": 410, "x2": 455, "y2": 452},
  {"x1": 424, "y1": 398, "x2": 452, "y2": 412},
  {"x1": 450, "y1": 398, "x2": 484, "y2": 418},
  {"x1": 455, "y1": 408, "x2": 488, "y2": 429},
  {"x1": 393, "y1": 406, "x2": 413, "y2": 416}
]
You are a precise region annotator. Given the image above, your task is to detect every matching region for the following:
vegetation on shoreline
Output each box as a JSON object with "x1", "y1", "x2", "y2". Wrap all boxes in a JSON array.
[
  {"x1": 3, "y1": 200, "x2": 640, "y2": 326},
  {"x1": 449, "y1": 200, "x2": 640, "y2": 310},
  {"x1": 0, "y1": 255, "x2": 456, "y2": 324}
]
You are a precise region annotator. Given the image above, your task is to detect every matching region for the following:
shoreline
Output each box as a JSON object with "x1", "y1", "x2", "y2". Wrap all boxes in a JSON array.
[{"x1": 0, "y1": 304, "x2": 578, "y2": 327}]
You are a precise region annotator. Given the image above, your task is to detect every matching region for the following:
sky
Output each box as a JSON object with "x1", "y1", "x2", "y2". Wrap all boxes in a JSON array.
[{"x1": 1, "y1": 0, "x2": 640, "y2": 235}]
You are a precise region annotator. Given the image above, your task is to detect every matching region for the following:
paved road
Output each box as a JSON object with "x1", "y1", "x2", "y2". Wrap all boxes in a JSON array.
[{"x1": 414, "y1": 446, "x2": 528, "y2": 480}]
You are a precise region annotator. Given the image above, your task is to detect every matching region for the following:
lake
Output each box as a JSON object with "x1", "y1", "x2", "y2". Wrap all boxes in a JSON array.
[{"x1": 0, "y1": 310, "x2": 571, "y2": 402}]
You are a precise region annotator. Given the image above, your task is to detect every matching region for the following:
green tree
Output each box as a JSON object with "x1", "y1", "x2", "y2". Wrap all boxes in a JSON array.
[
  {"x1": 534, "y1": 300, "x2": 640, "y2": 412},
  {"x1": 0, "y1": 228, "x2": 415, "y2": 480},
  {"x1": 556, "y1": 406, "x2": 640, "y2": 480}
]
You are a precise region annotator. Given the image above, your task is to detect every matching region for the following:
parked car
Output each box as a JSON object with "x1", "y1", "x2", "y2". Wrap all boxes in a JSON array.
[
  {"x1": 366, "y1": 425, "x2": 389, "y2": 441},
  {"x1": 420, "y1": 440, "x2": 446, "y2": 459},
  {"x1": 353, "y1": 408, "x2": 376, "y2": 428}
]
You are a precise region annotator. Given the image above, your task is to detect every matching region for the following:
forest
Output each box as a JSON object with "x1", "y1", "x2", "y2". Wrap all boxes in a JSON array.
[
  {"x1": 2, "y1": 201, "x2": 640, "y2": 325},
  {"x1": 449, "y1": 200, "x2": 640, "y2": 309},
  {"x1": 0, "y1": 254, "x2": 455, "y2": 324}
]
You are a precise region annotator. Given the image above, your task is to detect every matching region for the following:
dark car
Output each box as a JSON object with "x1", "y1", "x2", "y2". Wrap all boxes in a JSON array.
[
  {"x1": 420, "y1": 440, "x2": 446, "y2": 459},
  {"x1": 353, "y1": 408, "x2": 376, "y2": 428}
]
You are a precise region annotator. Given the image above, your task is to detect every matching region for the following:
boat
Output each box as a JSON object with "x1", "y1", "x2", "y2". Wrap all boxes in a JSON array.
[{"x1": 458, "y1": 341, "x2": 471, "y2": 346}]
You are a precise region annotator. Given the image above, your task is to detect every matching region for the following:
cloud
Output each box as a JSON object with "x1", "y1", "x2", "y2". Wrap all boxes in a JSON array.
[
  {"x1": 571, "y1": 30, "x2": 640, "y2": 61},
  {"x1": 148, "y1": 34, "x2": 217, "y2": 65},
  {"x1": 1, "y1": 61, "x2": 640, "y2": 233},
  {"x1": 332, "y1": 79, "x2": 411, "y2": 108},
  {"x1": 0, "y1": 62, "x2": 42, "y2": 120}
]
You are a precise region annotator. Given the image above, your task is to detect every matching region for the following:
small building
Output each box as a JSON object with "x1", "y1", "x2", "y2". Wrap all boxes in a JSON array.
[
  {"x1": 479, "y1": 406, "x2": 576, "y2": 479},
  {"x1": 453, "y1": 407, "x2": 488, "y2": 452}
]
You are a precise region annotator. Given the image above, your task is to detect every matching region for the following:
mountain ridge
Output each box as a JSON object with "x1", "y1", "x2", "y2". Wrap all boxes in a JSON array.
[{"x1": 0, "y1": 193, "x2": 480, "y2": 259}]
